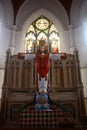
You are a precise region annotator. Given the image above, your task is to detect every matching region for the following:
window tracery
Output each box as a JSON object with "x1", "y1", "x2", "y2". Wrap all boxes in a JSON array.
[{"x1": 25, "y1": 16, "x2": 60, "y2": 53}]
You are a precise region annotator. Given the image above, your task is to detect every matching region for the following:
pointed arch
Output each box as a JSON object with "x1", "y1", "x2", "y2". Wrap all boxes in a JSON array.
[
  {"x1": 16, "y1": 0, "x2": 69, "y2": 30},
  {"x1": 21, "y1": 9, "x2": 65, "y2": 52}
]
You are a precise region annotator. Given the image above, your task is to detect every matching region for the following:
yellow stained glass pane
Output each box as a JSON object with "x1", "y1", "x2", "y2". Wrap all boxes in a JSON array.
[
  {"x1": 49, "y1": 32, "x2": 60, "y2": 53},
  {"x1": 25, "y1": 32, "x2": 36, "y2": 40},
  {"x1": 36, "y1": 18, "x2": 49, "y2": 30},
  {"x1": 37, "y1": 32, "x2": 47, "y2": 40},
  {"x1": 44, "y1": 29, "x2": 49, "y2": 34},
  {"x1": 36, "y1": 29, "x2": 40, "y2": 35},
  {"x1": 49, "y1": 24, "x2": 58, "y2": 33},
  {"x1": 27, "y1": 25, "x2": 35, "y2": 33},
  {"x1": 25, "y1": 16, "x2": 60, "y2": 53},
  {"x1": 49, "y1": 32, "x2": 59, "y2": 40}
]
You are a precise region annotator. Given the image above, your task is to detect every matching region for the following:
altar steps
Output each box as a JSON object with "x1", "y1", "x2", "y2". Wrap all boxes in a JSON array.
[{"x1": 0, "y1": 110, "x2": 80, "y2": 128}]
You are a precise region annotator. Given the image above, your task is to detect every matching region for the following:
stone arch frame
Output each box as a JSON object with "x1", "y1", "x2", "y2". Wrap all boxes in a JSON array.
[
  {"x1": 20, "y1": 8, "x2": 65, "y2": 52},
  {"x1": 16, "y1": 0, "x2": 69, "y2": 30}
]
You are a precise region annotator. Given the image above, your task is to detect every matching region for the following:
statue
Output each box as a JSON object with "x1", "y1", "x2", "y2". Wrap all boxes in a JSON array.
[
  {"x1": 36, "y1": 38, "x2": 50, "y2": 93},
  {"x1": 25, "y1": 38, "x2": 60, "y2": 110}
]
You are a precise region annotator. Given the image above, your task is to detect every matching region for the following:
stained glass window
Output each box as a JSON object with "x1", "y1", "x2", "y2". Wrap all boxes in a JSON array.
[
  {"x1": 36, "y1": 18, "x2": 49, "y2": 30},
  {"x1": 27, "y1": 25, "x2": 35, "y2": 33},
  {"x1": 25, "y1": 15, "x2": 60, "y2": 53},
  {"x1": 49, "y1": 24, "x2": 58, "y2": 33}
]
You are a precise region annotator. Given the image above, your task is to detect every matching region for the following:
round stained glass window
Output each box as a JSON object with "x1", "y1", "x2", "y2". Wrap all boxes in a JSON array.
[{"x1": 36, "y1": 18, "x2": 49, "y2": 30}]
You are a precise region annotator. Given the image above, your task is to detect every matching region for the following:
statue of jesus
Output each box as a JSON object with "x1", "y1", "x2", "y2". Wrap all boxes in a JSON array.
[{"x1": 25, "y1": 38, "x2": 60, "y2": 94}]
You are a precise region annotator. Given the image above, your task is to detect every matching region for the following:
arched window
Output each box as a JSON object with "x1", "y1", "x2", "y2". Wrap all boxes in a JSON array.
[{"x1": 25, "y1": 15, "x2": 60, "y2": 53}]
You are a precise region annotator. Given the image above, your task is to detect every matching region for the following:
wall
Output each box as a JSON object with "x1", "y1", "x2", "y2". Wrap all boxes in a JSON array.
[{"x1": 15, "y1": 31, "x2": 23, "y2": 54}]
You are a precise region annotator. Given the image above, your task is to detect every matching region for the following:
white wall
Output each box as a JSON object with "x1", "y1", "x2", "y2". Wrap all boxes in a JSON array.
[
  {"x1": 15, "y1": 31, "x2": 23, "y2": 54},
  {"x1": 62, "y1": 30, "x2": 70, "y2": 54}
]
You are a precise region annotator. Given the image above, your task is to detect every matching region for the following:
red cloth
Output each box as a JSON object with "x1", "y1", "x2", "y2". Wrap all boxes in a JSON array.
[
  {"x1": 20, "y1": 110, "x2": 64, "y2": 127},
  {"x1": 36, "y1": 53, "x2": 50, "y2": 77}
]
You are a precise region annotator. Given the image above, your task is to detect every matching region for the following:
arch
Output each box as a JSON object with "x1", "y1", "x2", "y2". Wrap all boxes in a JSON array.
[
  {"x1": 20, "y1": 9, "x2": 65, "y2": 52},
  {"x1": 16, "y1": 0, "x2": 69, "y2": 31}
]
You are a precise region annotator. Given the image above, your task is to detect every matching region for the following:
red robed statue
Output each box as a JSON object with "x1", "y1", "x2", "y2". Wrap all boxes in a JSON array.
[{"x1": 25, "y1": 38, "x2": 60, "y2": 94}]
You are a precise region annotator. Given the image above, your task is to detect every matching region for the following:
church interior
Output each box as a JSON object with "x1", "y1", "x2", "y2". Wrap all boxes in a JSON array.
[{"x1": 0, "y1": 0, "x2": 87, "y2": 128}]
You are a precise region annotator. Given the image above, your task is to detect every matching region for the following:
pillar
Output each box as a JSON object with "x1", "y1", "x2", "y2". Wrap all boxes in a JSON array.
[
  {"x1": 57, "y1": 68, "x2": 61, "y2": 87},
  {"x1": 51, "y1": 61, "x2": 55, "y2": 88},
  {"x1": 9, "y1": 25, "x2": 17, "y2": 55},
  {"x1": 68, "y1": 67, "x2": 73, "y2": 87},
  {"x1": 68, "y1": 25, "x2": 77, "y2": 54},
  {"x1": 13, "y1": 67, "x2": 17, "y2": 88},
  {"x1": 31, "y1": 60, "x2": 33, "y2": 88},
  {"x1": 3, "y1": 49, "x2": 11, "y2": 86},
  {"x1": 63, "y1": 61, "x2": 68, "y2": 87},
  {"x1": 24, "y1": 68, "x2": 28, "y2": 88},
  {"x1": 18, "y1": 61, "x2": 23, "y2": 88},
  {"x1": 74, "y1": 50, "x2": 83, "y2": 86}
]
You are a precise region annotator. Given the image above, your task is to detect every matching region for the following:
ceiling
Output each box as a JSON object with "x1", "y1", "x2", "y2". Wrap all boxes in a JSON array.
[{"x1": 11, "y1": 0, "x2": 73, "y2": 24}]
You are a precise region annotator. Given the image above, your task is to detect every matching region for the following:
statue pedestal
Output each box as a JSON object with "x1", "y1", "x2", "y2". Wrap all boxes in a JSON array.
[{"x1": 35, "y1": 93, "x2": 50, "y2": 110}]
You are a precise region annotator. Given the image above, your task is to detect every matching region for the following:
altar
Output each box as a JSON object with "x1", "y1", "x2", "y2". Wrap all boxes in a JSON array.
[{"x1": 0, "y1": 47, "x2": 86, "y2": 127}]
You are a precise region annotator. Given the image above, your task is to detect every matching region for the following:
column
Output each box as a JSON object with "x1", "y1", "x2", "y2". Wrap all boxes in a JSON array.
[
  {"x1": 68, "y1": 25, "x2": 77, "y2": 54},
  {"x1": 63, "y1": 61, "x2": 68, "y2": 87},
  {"x1": 49, "y1": 59, "x2": 52, "y2": 86},
  {"x1": 54, "y1": 67, "x2": 57, "y2": 88},
  {"x1": 33, "y1": 60, "x2": 36, "y2": 87},
  {"x1": 48, "y1": 68, "x2": 50, "y2": 88},
  {"x1": 18, "y1": 61, "x2": 23, "y2": 88},
  {"x1": 31, "y1": 60, "x2": 33, "y2": 88},
  {"x1": 9, "y1": 25, "x2": 17, "y2": 55},
  {"x1": 68, "y1": 68, "x2": 73, "y2": 87},
  {"x1": 23, "y1": 61, "x2": 29, "y2": 88},
  {"x1": 3, "y1": 49, "x2": 11, "y2": 86},
  {"x1": 57, "y1": 68, "x2": 61, "y2": 87},
  {"x1": 51, "y1": 61, "x2": 55, "y2": 88},
  {"x1": 13, "y1": 68, "x2": 17, "y2": 88},
  {"x1": 74, "y1": 50, "x2": 83, "y2": 86},
  {"x1": 24, "y1": 69, "x2": 28, "y2": 88}
]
